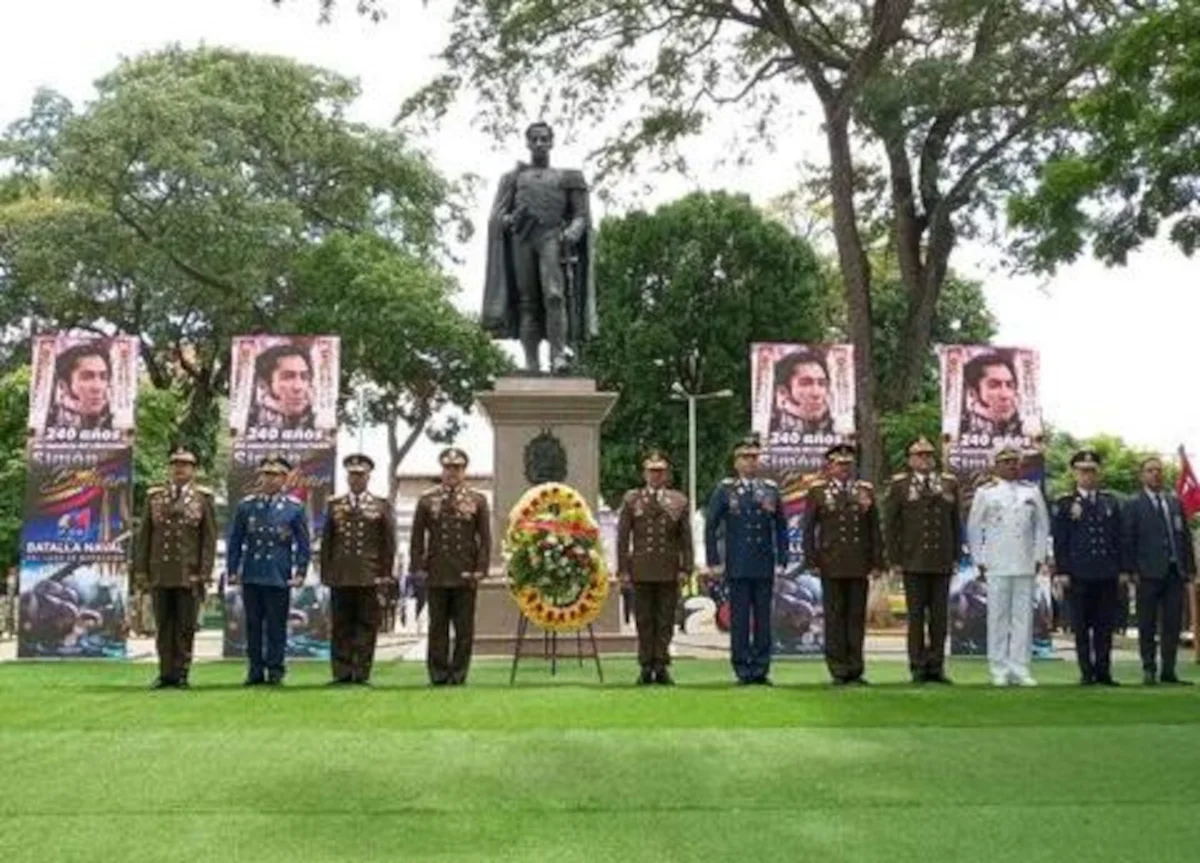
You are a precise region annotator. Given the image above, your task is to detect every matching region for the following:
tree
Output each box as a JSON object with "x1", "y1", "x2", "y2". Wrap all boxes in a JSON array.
[
  {"x1": 0, "y1": 368, "x2": 30, "y2": 576},
  {"x1": 1008, "y1": 2, "x2": 1200, "y2": 271},
  {"x1": 301, "y1": 0, "x2": 1124, "y2": 480},
  {"x1": 583, "y1": 191, "x2": 828, "y2": 505},
  {"x1": 0, "y1": 46, "x2": 476, "y2": 468},
  {"x1": 288, "y1": 232, "x2": 511, "y2": 498},
  {"x1": 1043, "y1": 430, "x2": 1170, "y2": 499}
]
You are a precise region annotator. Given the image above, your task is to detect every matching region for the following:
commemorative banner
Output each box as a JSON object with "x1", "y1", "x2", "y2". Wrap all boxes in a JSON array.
[
  {"x1": 222, "y1": 335, "x2": 339, "y2": 659},
  {"x1": 938, "y1": 345, "x2": 1053, "y2": 657},
  {"x1": 18, "y1": 334, "x2": 138, "y2": 657},
  {"x1": 748, "y1": 342, "x2": 857, "y2": 655}
]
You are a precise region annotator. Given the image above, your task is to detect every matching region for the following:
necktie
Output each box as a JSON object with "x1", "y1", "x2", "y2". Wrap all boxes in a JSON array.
[{"x1": 1156, "y1": 494, "x2": 1178, "y2": 562}]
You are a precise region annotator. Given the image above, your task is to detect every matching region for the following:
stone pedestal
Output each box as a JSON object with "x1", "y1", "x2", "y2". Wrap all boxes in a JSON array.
[{"x1": 472, "y1": 377, "x2": 637, "y2": 655}]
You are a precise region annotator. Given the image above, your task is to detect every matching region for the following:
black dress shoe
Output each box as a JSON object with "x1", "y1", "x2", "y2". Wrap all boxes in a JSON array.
[
  {"x1": 327, "y1": 678, "x2": 353, "y2": 686},
  {"x1": 655, "y1": 669, "x2": 675, "y2": 686},
  {"x1": 831, "y1": 678, "x2": 849, "y2": 687},
  {"x1": 430, "y1": 678, "x2": 449, "y2": 687},
  {"x1": 176, "y1": 679, "x2": 191, "y2": 690},
  {"x1": 244, "y1": 677, "x2": 265, "y2": 687},
  {"x1": 637, "y1": 669, "x2": 654, "y2": 686},
  {"x1": 756, "y1": 677, "x2": 773, "y2": 687},
  {"x1": 1079, "y1": 676, "x2": 1096, "y2": 686},
  {"x1": 927, "y1": 673, "x2": 953, "y2": 685},
  {"x1": 1160, "y1": 676, "x2": 1193, "y2": 686},
  {"x1": 265, "y1": 676, "x2": 283, "y2": 686},
  {"x1": 1095, "y1": 677, "x2": 1120, "y2": 687},
  {"x1": 150, "y1": 677, "x2": 175, "y2": 690},
  {"x1": 910, "y1": 672, "x2": 926, "y2": 684},
  {"x1": 849, "y1": 677, "x2": 869, "y2": 686},
  {"x1": 1143, "y1": 672, "x2": 1158, "y2": 686}
]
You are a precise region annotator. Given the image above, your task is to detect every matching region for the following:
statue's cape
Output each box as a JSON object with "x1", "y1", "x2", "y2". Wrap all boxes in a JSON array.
[{"x1": 481, "y1": 163, "x2": 597, "y2": 346}]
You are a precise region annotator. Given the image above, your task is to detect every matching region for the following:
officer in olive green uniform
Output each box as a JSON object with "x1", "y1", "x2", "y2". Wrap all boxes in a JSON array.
[
  {"x1": 883, "y1": 436, "x2": 961, "y2": 684},
  {"x1": 803, "y1": 443, "x2": 884, "y2": 685},
  {"x1": 133, "y1": 446, "x2": 218, "y2": 689},
  {"x1": 409, "y1": 447, "x2": 491, "y2": 685},
  {"x1": 320, "y1": 454, "x2": 397, "y2": 685},
  {"x1": 616, "y1": 450, "x2": 695, "y2": 686}
]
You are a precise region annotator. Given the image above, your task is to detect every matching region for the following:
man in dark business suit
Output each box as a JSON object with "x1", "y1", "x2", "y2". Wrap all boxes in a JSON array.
[{"x1": 1123, "y1": 456, "x2": 1198, "y2": 685}]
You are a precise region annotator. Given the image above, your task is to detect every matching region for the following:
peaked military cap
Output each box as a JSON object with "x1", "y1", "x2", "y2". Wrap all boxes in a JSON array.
[
  {"x1": 1070, "y1": 448, "x2": 1101, "y2": 469},
  {"x1": 992, "y1": 445, "x2": 1021, "y2": 464},
  {"x1": 642, "y1": 450, "x2": 670, "y2": 470},
  {"x1": 825, "y1": 442, "x2": 857, "y2": 464},
  {"x1": 257, "y1": 454, "x2": 292, "y2": 474},
  {"x1": 343, "y1": 453, "x2": 375, "y2": 474},
  {"x1": 907, "y1": 436, "x2": 936, "y2": 456},
  {"x1": 168, "y1": 445, "x2": 197, "y2": 465},
  {"x1": 732, "y1": 434, "x2": 762, "y2": 457},
  {"x1": 439, "y1": 447, "x2": 469, "y2": 467}
]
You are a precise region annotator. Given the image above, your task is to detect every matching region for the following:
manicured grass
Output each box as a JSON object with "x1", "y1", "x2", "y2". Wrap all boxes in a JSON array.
[{"x1": 1, "y1": 657, "x2": 1198, "y2": 862}]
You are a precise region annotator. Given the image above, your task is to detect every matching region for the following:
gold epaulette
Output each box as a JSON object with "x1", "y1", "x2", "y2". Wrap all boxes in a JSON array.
[
  {"x1": 891, "y1": 473, "x2": 907, "y2": 482},
  {"x1": 763, "y1": 479, "x2": 777, "y2": 487},
  {"x1": 147, "y1": 485, "x2": 166, "y2": 495},
  {"x1": 194, "y1": 485, "x2": 214, "y2": 496},
  {"x1": 941, "y1": 473, "x2": 956, "y2": 481},
  {"x1": 856, "y1": 480, "x2": 874, "y2": 489},
  {"x1": 721, "y1": 477, "x2": 735, "y2": 486}
]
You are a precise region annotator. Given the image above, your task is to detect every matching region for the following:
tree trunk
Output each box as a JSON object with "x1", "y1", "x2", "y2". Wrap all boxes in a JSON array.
[
  {"x1": 386, "y1": 417, "x2": 427, "y2": 504},
  {"x1": 825, "y1": 109, "x2": 885, "y2": 482},
  {"x1": 178, "y1": 370, "x2": 221, "y2": 470}
]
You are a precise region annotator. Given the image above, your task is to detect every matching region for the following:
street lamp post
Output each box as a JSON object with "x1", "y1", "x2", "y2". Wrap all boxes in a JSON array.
[{"x1": 670, "y1": 381, "x2": 734, "y2": 509}]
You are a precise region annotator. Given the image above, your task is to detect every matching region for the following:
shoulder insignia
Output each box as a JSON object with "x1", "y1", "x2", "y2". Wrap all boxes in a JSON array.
[
  {"x1": 419, "y1": 485, "x2": 440, "y2": 498},
  {"x1": 856, "y1": 480, "x2": 874, "y2": 489},
  {"x1": 941, "y1": 473, "x2": 956, "y2": 481},
  {"x1": 147, "y1": 485, "x2": 166, "y2": 495},
  {"x1": 721, "y1": 478, "x2": 735, "y2": 486},
  {"x1": 809, "y1": 480, "x2": 828, "y2": 489},
  {"x1": 891, "y1": 473, "x2": 908, "y2": 482},
  {"x1": 193, "y1": 485, "x2": 213, "y2": 496},
  {"x1": 330, "y1": 494, "x2": 347, "y2": 504},
  {"x1": 763, "y1": 479, "x2": 778, "y2": 487}
]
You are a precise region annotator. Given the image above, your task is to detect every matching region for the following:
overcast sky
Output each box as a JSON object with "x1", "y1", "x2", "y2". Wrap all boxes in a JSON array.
[{"x1": 3, "y1": 0, "x2": 1197, "y2": 487}]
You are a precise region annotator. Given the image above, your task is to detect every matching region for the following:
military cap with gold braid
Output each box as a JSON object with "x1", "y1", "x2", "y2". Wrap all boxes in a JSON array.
[
  {"x1": 907, "y1": 436, "x2": 936, "y2": 456},
  {"x1": 439, "y1": 447, "x2": 469, "y2": 468},
  {"x1": 642, "y1": 449, "x2": 670, "y2": 470},
  {"x1": 825, "y1": 442, "x2": 856, "y2": 464},
  {"x1": 992, "y1": 445, "x2": 1021, "y2": 464},
  {"x1": 257, "y1": 454, "x2": 292, "y2": 474},
  {"x1": 168, "y1": 445, "x2": 197, "y2": 465},
  {"x1": 1070, "y1": 448, "x2": 1101, "y2": 469},
  {"x1": 343, "y1": 453, "x2": 375, "y2": 474},
  {"x1": 732, "y1": 434, "x2": 762, "y2": 458}
]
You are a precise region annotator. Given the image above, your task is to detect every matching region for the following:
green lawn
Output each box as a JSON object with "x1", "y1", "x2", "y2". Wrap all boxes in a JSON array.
[{"x1": 1, "y1": 657, "x2": 1199, "y2": 862}]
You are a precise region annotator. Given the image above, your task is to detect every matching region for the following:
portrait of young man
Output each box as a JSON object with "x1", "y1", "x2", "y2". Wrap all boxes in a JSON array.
[
  {"x1": 959, "y1": 350, "x2": 1023, "y2": 438},
  {"x1": 246, "y1": 343, "x2": 316, "y2": 431},
  {"x1": 45, "y1": 341, "x2": 114, "y2": 431},
  {"x1": 769, "y1": 348, "x2": 834, "y2": 435}
]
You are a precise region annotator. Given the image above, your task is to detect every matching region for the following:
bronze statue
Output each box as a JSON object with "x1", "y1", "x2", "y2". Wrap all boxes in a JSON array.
[{"x1": 481, "y1": 122, "x2": 597, "y2": 374}]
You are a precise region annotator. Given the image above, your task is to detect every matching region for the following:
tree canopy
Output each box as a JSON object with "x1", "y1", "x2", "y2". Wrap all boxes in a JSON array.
[{"x1": 0, "y1": 46, "x2": 497, "y2": 472}]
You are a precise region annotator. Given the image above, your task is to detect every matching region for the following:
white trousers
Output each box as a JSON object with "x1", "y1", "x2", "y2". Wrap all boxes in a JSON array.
[{"x1": 987, "y1": 575, "x2": 1035, "y2": 681}]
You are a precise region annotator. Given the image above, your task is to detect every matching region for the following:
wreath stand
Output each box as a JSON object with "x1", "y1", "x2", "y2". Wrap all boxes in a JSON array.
[{"x1": 509, "y1": 613, "x2": 605, "y2": 684}]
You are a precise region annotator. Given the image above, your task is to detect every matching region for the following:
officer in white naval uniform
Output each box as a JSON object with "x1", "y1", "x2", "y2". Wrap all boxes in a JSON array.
[{"x1": 967, "y1": 446, "x2": 1050, "y2": 686}]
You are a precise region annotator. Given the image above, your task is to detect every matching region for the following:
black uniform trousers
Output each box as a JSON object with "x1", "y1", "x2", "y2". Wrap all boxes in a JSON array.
[
  {"x1": 729, "y1": 578, "x2": 772, "y2": 682},
  {"x1": 1136, "y1": 566, "x2": 1186, "y2": 678},
  {"x1": 427, "y1": 585, "x2": 477, "y2": 684},
  {"x1": 822, "y1": 578, "x2": 868, "y2": 681},
  {"x1": 633, "y1": 581, "x2": 679, "y2": 672},
  {"x1": 903, "y1": 573, "x2": 951, "y2": 678},
  {"x1": 153, "y1": 586, "x2": 201, "y2": 683},
  {"x1": 330, "y1": 586, "x2": 381, "y2": 682},
  {"x1": 1069, "y1": 578, "x2": 1119, "y2": 681},
  {"x1": 243, "y1": 584, "x2": 289, "y2": 681}
]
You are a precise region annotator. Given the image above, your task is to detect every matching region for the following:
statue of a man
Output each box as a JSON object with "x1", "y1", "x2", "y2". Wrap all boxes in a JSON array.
[{"x1": 481, "y1": 122, "x2": 597, "y2": 374}]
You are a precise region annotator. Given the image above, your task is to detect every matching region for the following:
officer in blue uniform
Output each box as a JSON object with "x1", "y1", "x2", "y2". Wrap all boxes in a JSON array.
[
  {"x1": 1051, "y1": 448, "x2": 1126, "y2": 686},
  {"x1": 226, "y1": 455, "x2": 311, "y2": 686},
  {"x1": 705, "y1": 434, "x2": 789, "y2": 685}
]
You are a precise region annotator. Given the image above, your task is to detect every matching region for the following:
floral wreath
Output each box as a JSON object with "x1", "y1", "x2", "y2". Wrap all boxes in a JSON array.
[{"x1": 504, "y1": 482, "x2": 609, "y2": 632}]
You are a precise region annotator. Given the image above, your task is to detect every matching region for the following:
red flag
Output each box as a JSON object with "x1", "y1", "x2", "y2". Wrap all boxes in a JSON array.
[{"x1": 1177, "y1": 446, "x2": 1200, "y2": 520}]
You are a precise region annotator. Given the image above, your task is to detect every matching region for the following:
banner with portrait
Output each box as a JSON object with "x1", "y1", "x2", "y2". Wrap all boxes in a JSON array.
[
  {"x1": 18, "y1": 334, "x2": 139, "y2": 657},
  {"x1": 938, "y1": 345, "x2": 1052, "y2": 657},
  {"x1": 222, "y1": 335, "x2": 340, "y2": 659},
  {"x1": 749, "y1": 343, "x2": 856, "y2": 655}
]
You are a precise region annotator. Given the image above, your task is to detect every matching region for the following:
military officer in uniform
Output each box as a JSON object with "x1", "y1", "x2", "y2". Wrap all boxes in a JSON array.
[
  {"x1": 1051, "y1": 449, "x2": 1125, "y2": 686},
  {"x1": 320, "y1": 454, "x2": 397, "y2": 686},
  {"x1": 409, "y1": 447, "x2": 491, "y2": 686},
  {"x1": 803, "y1": 443, "x2": 884, "y2": 685},
  {"x1": 616, "y1": 450, "x2": 694, "y2": 685},
  {"x1": 133, "y1": 446, "x2": 217, "y2": 689},
  {"x1": 226, "y1": 455, "x2": 311, "y2": 686},
  {"x1": 704, "y1": 434, "x2": 788, "y2": 685},
  {"x1": 967, "y1": 446, "x2": 1050, "y2": 687},
  {"x1": 883, "y1": 437, "x2": 961, "y2": 684}
]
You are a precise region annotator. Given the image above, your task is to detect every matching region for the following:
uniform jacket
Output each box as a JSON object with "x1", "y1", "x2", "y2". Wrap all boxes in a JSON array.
[
  {"x1": 616, "y1": 486, "x2": 694, "y2": 582},
  {"x1": 883, "y1": 472, "x2": 961, "y2": 574},
  {"x1": 1122, "y1": 489, "x2": 1197, "y2": 580},
  {"x1": 704, "y1": 477, "x2": 789, "y2": 580},
  {"x1": 1051, "y1": 489, "x2": 1122, "y2": 581},
  {"x1": 319, "y1": 492, "x2": 397, "y2": 588},
  {"x1": 966, "y1": 479, "x2": 1049, "y2": 577},
  {"x1": 408, "y1": 484, "x2": 491, "y2": 587},
  {"x1": 227, "y1": 493, "x2": 312, "y2": 588},
  {"x1": 133, "y1": 482, "x2": 218, "y2": 589},
  {"x1": 802, "y1": 479, "x2": 884, "y2": 579}
]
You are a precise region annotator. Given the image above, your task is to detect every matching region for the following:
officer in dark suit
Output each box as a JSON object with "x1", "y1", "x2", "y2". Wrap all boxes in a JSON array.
[
  {"x1": 133, "y1": 446, "x2": 218, "y2": 689},
  {"x1": 704, "y1": 434, "x2": 788, "y2": 685},
  {"x1": 320, "y1": 454, "x2": 397, "y2": 686},
  {"x1": 803, "y1": 443, "x2": 884, "y2": 685},
  {"x1": 1051, "y1": 449, "x2": 1125, "y2": 686},
  {"x1": 226, "y1": 455, "x2": 311, "y2": 686},
  {"x1": 409, "y1": 447, "x2": 491, "y2": 686},
  {"x1": 616, "y1": 450, "x2": 694, "y2": 686},
  {"x1": 1123, "y1": 456, "x2": 1198, "y2": 685},
  {"x1": 883, "y1": 437, "x2": 960, "y2": 684}
]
